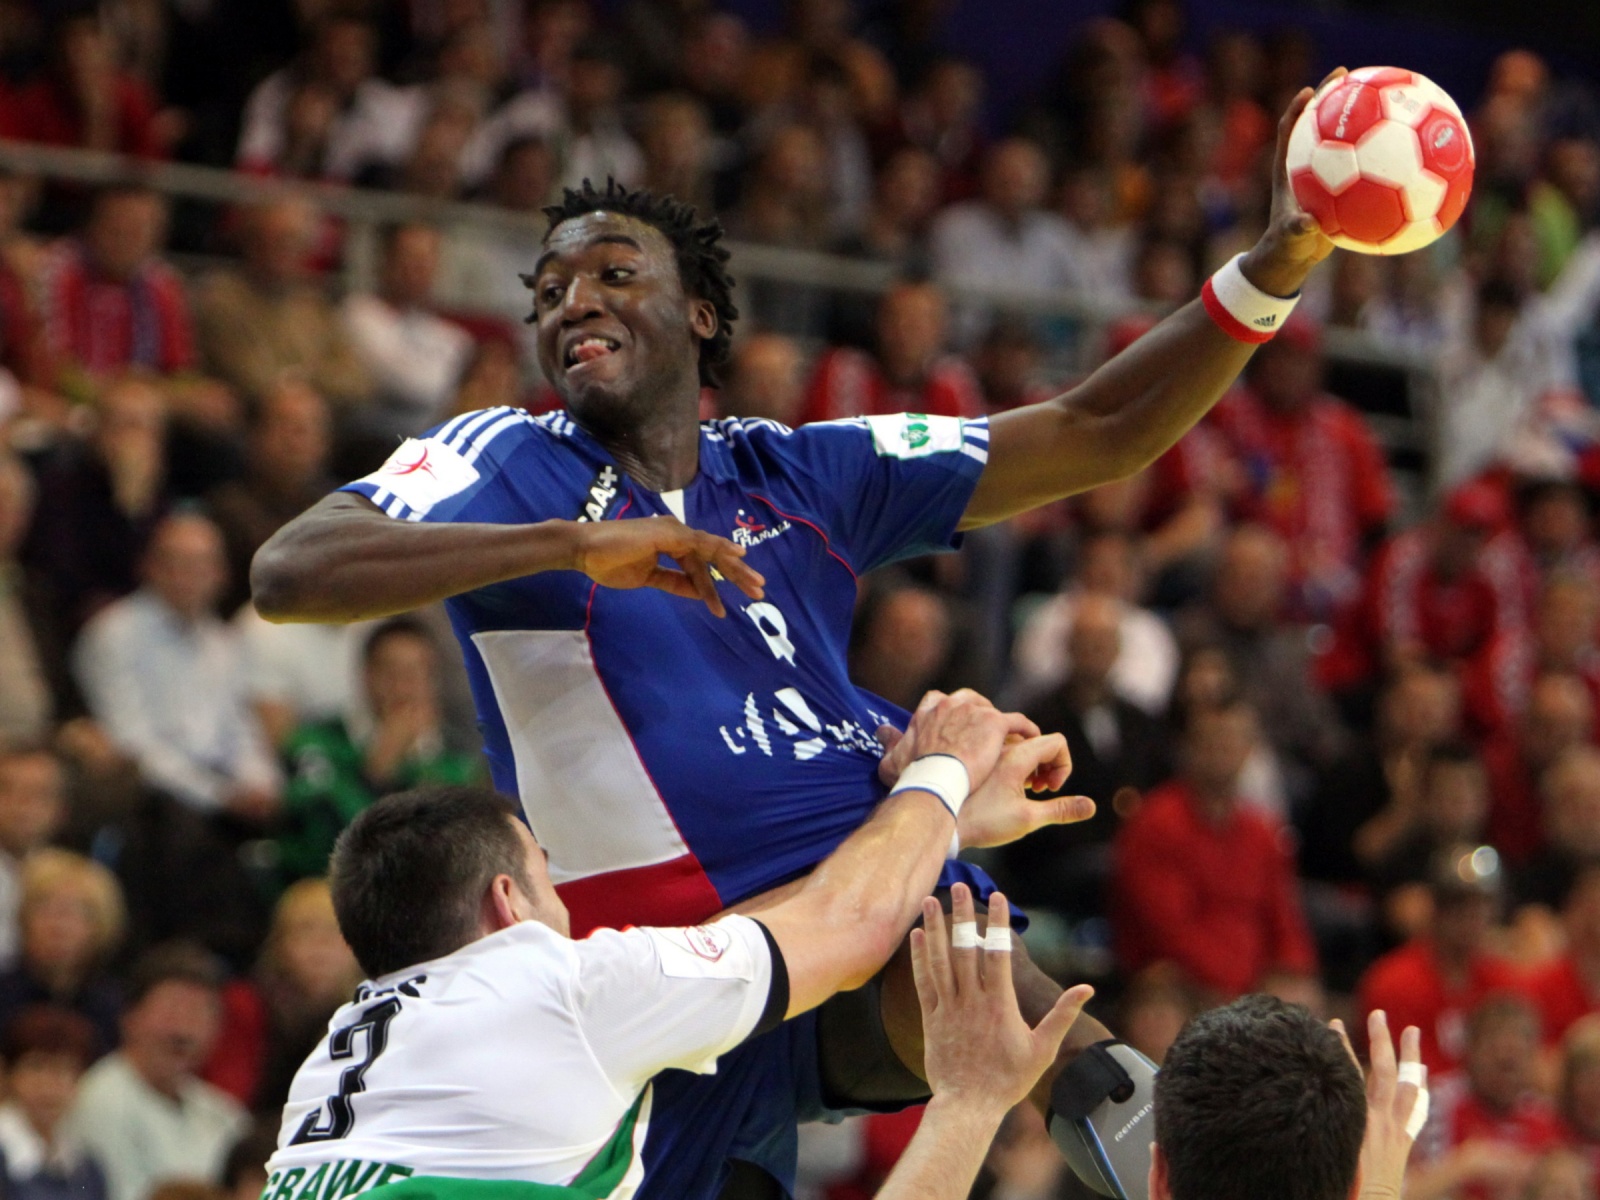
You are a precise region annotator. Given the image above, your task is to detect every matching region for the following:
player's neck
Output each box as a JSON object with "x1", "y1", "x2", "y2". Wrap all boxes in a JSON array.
[{"x1": 583, "y1": 405, "x2": 702, "y2": 493}]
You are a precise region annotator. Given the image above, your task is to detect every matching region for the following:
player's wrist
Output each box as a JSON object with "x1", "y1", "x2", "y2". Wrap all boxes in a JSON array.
[
  {"x1": 1237, "y1": 239, "x2": 1312, "y2": 302},
  {"x1": 889, "y1": 754, "x2": 971, "y2": 821},
  {"x1": 1204, "y1": 251, "x2": 1304, "y2": 343}
]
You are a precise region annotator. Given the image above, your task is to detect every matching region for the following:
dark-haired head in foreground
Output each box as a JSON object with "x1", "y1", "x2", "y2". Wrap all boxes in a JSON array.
[
  {"x1": 329, "y1": 785, "x2": 564, "y2": 979},
  {"x1": 1153, "y1": 995, "x2": 1367, "y2": 1200},
  {"x1": 522, "y1": 180, "x2": 738, "y2": 463}
]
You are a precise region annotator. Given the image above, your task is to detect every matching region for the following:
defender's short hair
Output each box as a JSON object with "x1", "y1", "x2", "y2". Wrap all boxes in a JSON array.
[
  {"x1": 539, "y1": 178, "x2": 738, "y2": 387},
  {"x1": 329, "y1": 786, "x2": 535, "y2": 978},
  {"x1": 1155, "y1": 996, "x2": 1367, "y2": 1200}
]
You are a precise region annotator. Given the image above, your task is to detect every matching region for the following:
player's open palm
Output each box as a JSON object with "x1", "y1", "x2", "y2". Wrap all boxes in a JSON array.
[
  {"x1": 911, "y1": 887, "x2": 1093, "y2": 1118},
  {"x1": 958, "y1": 733, "x2": 1094, "y2": 850},
  {"x1": 569, "y1": 515, "x2": 765, "y2": 618},
  {"x1": 1331, "y1": 1010, "x2": 1426, "y2": 1200}
]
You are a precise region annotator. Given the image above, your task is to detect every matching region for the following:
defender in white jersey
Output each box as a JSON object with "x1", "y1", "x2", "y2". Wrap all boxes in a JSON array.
[{"x1": 266, "y1": 691, "x2": 1093, "y2": 1200}]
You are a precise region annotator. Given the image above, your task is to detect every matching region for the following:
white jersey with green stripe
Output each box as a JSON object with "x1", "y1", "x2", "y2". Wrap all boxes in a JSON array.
[{"x1": 263, "y1": 916, "x2": 776, "y2": 1200}]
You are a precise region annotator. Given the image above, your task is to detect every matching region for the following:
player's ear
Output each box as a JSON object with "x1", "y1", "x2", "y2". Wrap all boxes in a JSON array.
[
  {"x1": 1149, "y1": 1143, "x2": 1169, "y2": 1200},
  {"x1": 688, "y1": 297, "x2": 717, "y2": 341},
  {"x1": 484, "y1": 874, "x2": 523, "y2": 933}
]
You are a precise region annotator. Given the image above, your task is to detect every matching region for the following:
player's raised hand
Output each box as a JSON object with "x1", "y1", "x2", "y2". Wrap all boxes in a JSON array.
[
  {"x1": 1239, "y1": 68, "x2": 1345, "y2": 298},
  {"x1": 957, "y1": 733, "x2": 1093, "y2": 850},
  {"x1": 1330, "y1": 1010, "x2": 1426, "y2": 1200},
  {"x1": 567, "y1": 515, "x2": 765, "y2": 617},
  {"x1": 910, "y1": 888, "x2": 1093, "y2": 1119}
]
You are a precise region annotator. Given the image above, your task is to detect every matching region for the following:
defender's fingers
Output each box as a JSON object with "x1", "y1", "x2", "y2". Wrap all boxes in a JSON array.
[
  {"x1": 1368, "y1": 1009, "x2": 1397, "y2": 1103},
  {"x1": 982, "y1": 892, "x2": 1015, "y2": 993},
  {"x1": 709, "y1": 543, "x2": 765, "y2": 599},
  {"x1": 1039, "y1": 795, "x2": 1096, "y2": 828},
  {"x1": 909, "y1": 928, "x2": 938, "y2": 1017},
  {"x1": 1396, "y1": 1026, "x2": 1427, "y2": 1136},
  {"x1": 948, "y1": 883, "x2": 980, "y2": 995},
  {"x1": 1033, "y1": 984, "x2": 1096, "y2": 1062},
  {"x1": 920, "y1": 896, "x2": 953, "y2": 1003},
  {"x1": 1329, "y1": 1018, "x2": 1361, "y2": 1070}
]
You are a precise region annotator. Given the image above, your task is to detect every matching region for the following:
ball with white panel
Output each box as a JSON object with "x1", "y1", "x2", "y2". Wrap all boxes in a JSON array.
[{"x1": 1287, "y1": 66, "x2": 1475, "y2": 255}]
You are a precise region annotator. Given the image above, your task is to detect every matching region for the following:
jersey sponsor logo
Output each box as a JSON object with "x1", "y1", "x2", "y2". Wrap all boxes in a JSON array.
[
  {"x1": 361, "y1": 439, "x2": 480, "y2": 514},
  {"x1": 731, "y1": 509, "x2": 791, "y2": 549},
  {"x1": 718, "y1": 686, "x2": 886, "y2": 762},
  {"x1": 684, "y1": 925, "x2": 728, "y2": 961},
  {"x1": 864, "y1": 413, "x2": 965, "y2": 460},
  {"x1": 576, "y1": 465, "x2": 621, "y2": 523}
]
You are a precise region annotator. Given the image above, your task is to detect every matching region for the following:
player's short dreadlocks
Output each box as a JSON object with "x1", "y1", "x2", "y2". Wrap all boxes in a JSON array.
[{"x1": 540, "y1": 178, "x2": 738, "y2": 388}]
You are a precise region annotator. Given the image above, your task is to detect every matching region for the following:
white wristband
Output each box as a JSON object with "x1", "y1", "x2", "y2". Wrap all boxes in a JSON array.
[
  {"x1": 1201, "y1": 253, "x2": 1301, "y2": 344},
  {"x1": 890, "y1": 754, "x2": 971, "y2": 819}
]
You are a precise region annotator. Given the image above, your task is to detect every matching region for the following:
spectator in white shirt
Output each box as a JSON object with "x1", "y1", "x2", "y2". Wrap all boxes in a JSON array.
[
  {"x1": 72, "y1": 514, "x2": 280, "y2": 823},
  {"x1": 236, "y1": 15, "x2": 424, "y2": 183},
  {"x1": 342, "y1": 223, "x2": 474, "y2": 442},
  {"x1": 1009, "y1": 530, "x2": 1180, "y2": 714},
  {"x1": 930, "y1": 138, "x2": 1086, "y2": 344},
  {"x1": 68, "y1": 945, "x2": 247, "y2": 1200}
]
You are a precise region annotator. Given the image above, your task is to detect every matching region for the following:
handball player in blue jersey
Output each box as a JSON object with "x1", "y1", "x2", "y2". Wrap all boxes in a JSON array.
[{"x1": 255, "y1": 77, "x2": 1338, "y2": 1200}]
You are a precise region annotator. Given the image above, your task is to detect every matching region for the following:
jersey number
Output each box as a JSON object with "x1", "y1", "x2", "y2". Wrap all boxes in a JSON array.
[{"x1": 290, "y1": 997, "x2": 402, "y2": 1144}]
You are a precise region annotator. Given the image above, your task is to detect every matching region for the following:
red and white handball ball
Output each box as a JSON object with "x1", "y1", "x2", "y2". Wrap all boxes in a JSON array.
[{"x1": 1287, "y1": 66, "x2": 1475, "y2": 255}]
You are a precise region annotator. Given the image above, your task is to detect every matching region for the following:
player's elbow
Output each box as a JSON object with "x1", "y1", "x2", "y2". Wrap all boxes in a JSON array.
[
  {"x1": 833, "y1": 895, "x2": 911, "y2": 989},
  {"x1": 249, "y1": 538, "x2": 311, "y2": 622}
]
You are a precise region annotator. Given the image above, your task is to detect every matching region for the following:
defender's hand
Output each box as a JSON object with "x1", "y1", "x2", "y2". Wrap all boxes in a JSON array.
[
  {"x1": 911, "y1": 887, "x2": 1092, "y2": 1118},
  {"x1": 1331, "y1": 1010, "x2": 1426, "y2": 1200},
  {"x1": 891, "y1": 691, "x2": 1039, "y2": 792},
  {"x1": 957, "y1": 733, "x2": 1092, "y2": 850},
  {"x1": 1239, "y1": 69, "x2": 1345, "y2": 298},
  {"x1": 567, "y1": 516, "x2": 765, "y2": 617}
]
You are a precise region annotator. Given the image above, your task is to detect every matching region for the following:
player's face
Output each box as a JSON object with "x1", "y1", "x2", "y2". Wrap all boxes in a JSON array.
[
  {"x1": 508, "y1": 818, "x2": 570, "y2": 938},
  {"x1": 528, "y1": 212, "x2": 716, "y2": 422}
]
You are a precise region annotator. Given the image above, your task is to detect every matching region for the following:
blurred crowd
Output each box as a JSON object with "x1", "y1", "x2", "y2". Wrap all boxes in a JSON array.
[{"x1": 1, "y1": 0, "x2": 1600, "y2": 1198}]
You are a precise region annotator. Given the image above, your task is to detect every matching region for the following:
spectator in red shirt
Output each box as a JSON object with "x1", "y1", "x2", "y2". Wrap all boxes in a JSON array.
[
  {"x1": 1356, "y1": 847, "x2": 1527, "y2": 1077},
  {"x1": 1559, "y1": 1023, "x2": 1600, "y2": 1181},
  {"x1": 0, "y1": 16, "x2": 167, "y2": 159},
  {"x1": 1411, "y1": 994, "x2": 1567, "y2": 1200},
  {"x1": 1211, "y1": 316, "x2": 1394, "y2": 627},
  {"x1": 1528, "y1": 864, "x2": 1600, "y2": 1048},
  {"x1": 1484, "y1": 673, "x2": 1594, "y2": 866},
  {"x1": 800, "y1": 281, "x2": 982, "y2": 425},
  {"x1": 1111, "y1": 698, "x2": 1318, "y2": 1000},
  {"x1": 1354, "y1": 482, "x2": 1523, "y2": 734},
  {"x1": 38, "y1": 186, "x2": 194, "y2": 388}
]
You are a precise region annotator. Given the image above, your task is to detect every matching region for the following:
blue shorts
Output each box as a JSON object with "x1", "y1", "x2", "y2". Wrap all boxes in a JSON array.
[{"x1": 637, "y1": 861, "x2": 1017, "y2": 1199}]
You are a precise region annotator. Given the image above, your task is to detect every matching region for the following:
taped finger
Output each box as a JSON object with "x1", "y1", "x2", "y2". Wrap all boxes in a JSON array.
[
  {"x1": 950, "y1": 921, "x2": 980, "y2": 950},
  {"x1": 982, "y1": 925, "x2": 1011, "y2": 952}
]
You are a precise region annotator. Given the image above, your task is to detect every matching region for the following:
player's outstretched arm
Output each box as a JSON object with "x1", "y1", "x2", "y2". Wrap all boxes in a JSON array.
[
  {"x1": 754, "y1": 691, "x2": 1034, "y2": 1017},
  {"x1": 959, "y1": 74, "x2": 1342, "y2": 529},
  {"x1": 876, "y1": 893, "x2": 1093, "y2": 1200},
  {"x1": 250, "y1": 492, "x2": 764, "y2": 623}
]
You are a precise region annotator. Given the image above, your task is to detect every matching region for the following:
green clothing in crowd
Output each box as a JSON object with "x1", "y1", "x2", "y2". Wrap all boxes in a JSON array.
[{"x1": 278, "y1": 718, "x2": 483, "y2": 880}]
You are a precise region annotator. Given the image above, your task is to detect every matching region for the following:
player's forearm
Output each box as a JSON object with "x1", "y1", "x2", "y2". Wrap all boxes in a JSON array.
[
  {"x1": 761, "y1": 788, "x2": 956, "y2": 1015},
  {"x1": 962, "y1": 302, "x2": 1253, "y2": 527},
  {"x1": 875, "y1": 1095, "x2": 1007, "y2": 1200},
  {"x1": 251, "y1": 493, "x2": 584, "y2": 623}
]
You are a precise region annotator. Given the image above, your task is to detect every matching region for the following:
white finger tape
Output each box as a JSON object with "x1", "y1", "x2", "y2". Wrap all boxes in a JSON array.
[
  {"x1": 982, "y1": 926, "x2": 1012, "y2": 952},
  {"x1": 1405, "y1": 1088, "x2": 1430, "y2": 1140},
  {"x1": 1397, "y1": 1062, "x2": 1427, "y2": 1088},
  {"x1": 950, "y1": 921, "x2": 980, "y2": 950}
]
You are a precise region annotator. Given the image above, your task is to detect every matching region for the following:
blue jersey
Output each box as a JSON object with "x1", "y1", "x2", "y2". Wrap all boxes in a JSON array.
[{"x1": 343, "y1": 406, "x2": 990, "y2": 935}]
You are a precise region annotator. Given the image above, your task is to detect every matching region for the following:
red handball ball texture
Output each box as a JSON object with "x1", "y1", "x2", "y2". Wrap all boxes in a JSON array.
[{"x1": 1287, "y1": 66, "x2": 1475, "y2": 255}]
